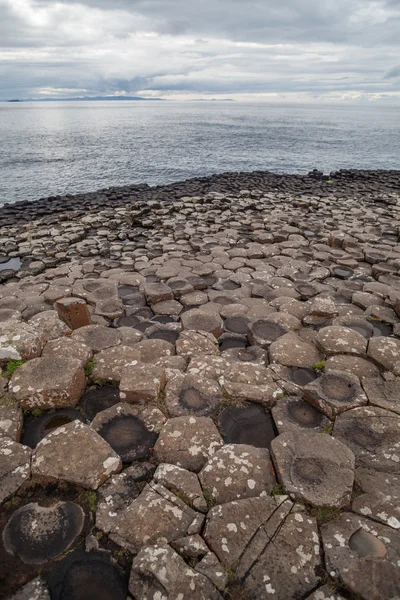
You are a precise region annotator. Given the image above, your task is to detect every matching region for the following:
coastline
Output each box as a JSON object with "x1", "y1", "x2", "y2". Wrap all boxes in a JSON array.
[{"x1": 1, "y1": 168, "x2": 400, "y2": 598}]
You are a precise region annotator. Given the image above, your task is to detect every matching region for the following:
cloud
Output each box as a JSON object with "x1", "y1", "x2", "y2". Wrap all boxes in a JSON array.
[{"x1": 0, "y1": 0, "x2": 400, "y2": 101}]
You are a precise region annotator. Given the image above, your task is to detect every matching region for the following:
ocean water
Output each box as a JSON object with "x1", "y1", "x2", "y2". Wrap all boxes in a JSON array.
[{"x1": 0, "y1": 101, "x2": 399, "y2": 205}]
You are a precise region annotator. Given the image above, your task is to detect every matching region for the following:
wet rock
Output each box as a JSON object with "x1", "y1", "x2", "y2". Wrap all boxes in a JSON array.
[
  {"x1": 79, "y1": 385, "x2": 120, "y2": 420},
  {"x1": 243, "y1": 511, "x2": 321, "y2": 600},
  {"x1": 21, "y1": 407, "x2": 85, "y2": 447},
  {"x1": 42, "y1": 337, "x2": 93, "y2": 367},
  {"x1": 0, "y1": 405, "x2": 23, "y2": 441},
  {"x1": 91, "y1": 402, "x2": 163, "y2": 462},
  {"x1": 181, "y1": 309, "x2": 224, "y2": 338},
  {"x1": 32, "y1": 420, "x2": 121, "y2": 489},
  {"x1": 154, "y1": 463, "x2": 208, "y2": 512},
  {"x1": 129, "y1": 544, "x2": 223, "y2": 599},
  {"x1": 316, "y1": 326, "x2": 367, "y2": 356},
  {"x1": 218, "y1": 404, "x2": 276, "y2": 448},
  {"x1": 10, "y1": 357, "x2": 85, "y2": 410},
  {"x1": 271, "y1": 430, "x2": 355, "y2": 507},
  {"x1": 199, "y1": 444, "x2": 276, "y2": 504},
  {"x1": 0, "y1": 321, "x2": 44, "y2": 360},
  {"x1": 272, "y1": 396, "x2": 331, "y2": 434},
  {"x1": 120, "y1": 363, "x2": 166, "y2": 403},
  {"x1": 325, "y1": 354, "x2": 380, "y2": 379},
  {"x1": 333, "y1": 405, "x2": 400, "y2": 472},
  {"x1": 3, "y1": 501, "x2": 84, "y2": 564},
  {"x1": 29, "y1": 311, "x2": 71, "y2": 342},
  {"x1": 303, "y1": 370, "x2": 368, "y2": 419},
  {"x1": 362, "y1": 377, "x2": 400, "y2": 414},
  {"x1": 8, "y1": 577, "x2": 50, "y2": 600},
  {"x1": 54, "y1": 297, "x2": 92, "y2": 330},
  {"x1": 367, "y1": 336, "x2": 400, "y2": 371},
  {"x1": 321, "y1": 512, "x2": 400, "y2": 598},
  {"x1": 154, "y1": 416, "x2": 223, "y2": 472},
  {"x1": 0, "y1": 437, "x2": 31, "y2": 502},
  {"x1": 71, "y1": 324, "x2": 121, "y2": 353},
  {"x1": 90, "y1": 345, "x2": 141, "y2": 383},
  {"x1": 269, "y1": 332, "x2": 323, "y2": 368},
  {"x1": 165, "y1": 372, "x2": 222, "y2": 417},
  {"x1": 176, "y1": 330, "x2": 219, "y2": 358}
]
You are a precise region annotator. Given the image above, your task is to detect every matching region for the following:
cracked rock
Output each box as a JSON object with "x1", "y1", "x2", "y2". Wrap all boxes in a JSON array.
[
  {"x1": 303, "y1": 370, "x2": 368, "y2": 419},
  {"x1": 0, "y1": 437, "x2": 31, "y2": 503},
  {"x1": 153, "y1": 463, "x2": 208, "y2": 512}
]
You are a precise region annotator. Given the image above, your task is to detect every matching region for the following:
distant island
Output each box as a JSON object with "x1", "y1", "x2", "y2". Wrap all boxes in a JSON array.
[{"x1": 2, "y1": 96, "x2": 165, "y2": 102}]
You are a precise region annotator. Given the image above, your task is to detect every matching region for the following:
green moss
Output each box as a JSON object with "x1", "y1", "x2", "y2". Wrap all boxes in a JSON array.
[
  {"x1": 320, "y1": 423, "x2": 334, "y2": 434},
  {"x1": 86, "y1": 491, "x2": 97, "y2": 513},
  {"x1": 84, "y1": 359, "x2": 96, "y2": 379},
  {"x1": 203, "y1": 490, "x2": 216, "y2": 509},
  {"x1": 31, "y1": 408, "x2": 43, "y2": 418},
  {"x1": 272, "y1": 483, "x2": 285, "y2": 496},
  {"x1": 5, "y1": 359, "x2": 27, "y2": 378},
  {"x1": 312, "y1": 360, "x2": 326, "y2": 372},
  {"x1": 314, "y1": 506, "x2": 341, "y2": 524}
]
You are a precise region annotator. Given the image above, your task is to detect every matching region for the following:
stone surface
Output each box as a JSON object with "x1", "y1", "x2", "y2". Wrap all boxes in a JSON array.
[
  {"x1": 218, "y1": 404, "x2": 276, "y2": 448},
  {"x1": 367, "y1": 336, "x2": 400, "y2": 371},
  {"x1": 120, "y1": 363, "x2": 166, "y2": 403},
  {"x1": 10, "y1": 357, "x2": 85, "y2": 410},
  {"x1": 8, "y1": 578, "x2": 50, "y2": 600},
  {"x1": 303, "y1": 370, "x2": 368, "y2": 419},
  {"x1": 0, "y1": 437, "x2": 31, "y2": 503},
  {"x1": 176, "y1": 330, "x2": 219, "y2": 358},
  {"x1": 41, "y1": 336, "x2": 93, "y2": 366},
  {"x1": 0, "y1": 405, "x2": 23, "y2": 441},
  {"x1": 333, "y1": 406, "x2": 400, "y2": 472},
  {"x1": 154, "y1": 416, "x2": 224, "y2": 472},
  {"x1": 316, "y1": 326, "x2": 367, "y2": 356},
  {"x1": 0, "y1": 321, "x2": 44, "y2": 360},
  {"x1": 362, "y1": 377, "x2": 400, "y2": 414},
  {"x1": 55, "y1": 296, "x2": 92, "y2": 330},
  {"x1": 71, "y1": 324, "x2": 121, "y2": 352},
  {"x1": 269, "y1": 332, "x2": 323, "y2": 368},
  {"x1": 324, "y1": 354, "x2": 380, "y2": 379},
  {"x1": 164, "y1": 372, "x2": 222, "y2": 417},
  {"x1": 32, "y1": 420, "x2": 122, "y2": 489},
  {"x1": 181, "y1": 309, "x2": 224, "y2": 338},
  {"x1": 199, "y1": 444, "x2": 276, "y2": 504},
  {"x1": 271, "y1": 430, "x2": 355, "y2": 507},
  {"x1": 29, "y1": 310, "x2": 71, "y2": 342},
  {"x1": 91, "y1": 345, "x2": 141, "y2": 383},
  {"x1": 129, "y1": 544, "x2": 222, "y2": 600},
  {"x1": 272, "y1": 396, "x2": 331, "y2": 434},
  {"x1": 154, "y1": 463, "x2": 208, "y2": 512}
]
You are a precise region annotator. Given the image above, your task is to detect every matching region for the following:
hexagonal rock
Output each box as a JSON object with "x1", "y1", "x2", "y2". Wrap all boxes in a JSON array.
[
  {"x1": 352, "y1": 467, "x2": 400, "y2": 530},
  {"x1": 333, "y1": 406, "x2": 400, "y2": 472},
  {"x1": 91, "y1": 402, "x2": 164, "y2": 462},
  {"x1": 223, "y1": 345, "x2": 268, "y2": 366},
  {"x1": 303, "y1": 370, "x2": 368, "y2": 419},
  {"x1": 71, "y1": 324, "x2": 121, "y2": 353},
  {"x1": 143, "y1": 283, "x2": 174, "y2": 304},
  {"x1": 270, "y1": 430, "x2": 355, "y2": 507},
  {"x1": 96, "y1": 464, "x2": 151, "y2": 533},
  {"x1": 0, "y1": 405, "x2": 23, "y2": 441},
  {"x1": 269, "y1": 332, "x2": 323, "y2": 368},
  {"x1": 309, "y1": 296, "x2": 339, "y2": 317},
  {"x1": 129, "y1": 544, "x2": 223, "y2": 600},
  {"x1": 154, "y1": 416, "x2": 224, "y2": 472},
  {"x1": 165, "y1": 372, "x2": 222, "y2": 417},
  {"x1": 120, "y1": 363, "x2": 166, "y2": 403},
  {"x1": 8, "y1": 578, "x2": 50, "y2": 600},
  {"x1": 10, "y1": 357, "x2": 85, "y2": 410},
  {"x1": 325, "y1": 355, "x2": 380, "y2": 379},
  {"x1": 29, "y1": 311, "x2": 71, "y2": 342},
  {"x1": 133, "y1": 338, "x2": 175, "y2": 363},
  {"x1": 248, "y1": 318, "x2": 289, "y2": 348},
  {"x1": 316, "y1": 326, "x2": 367, "y2": 356},
  {"x1": 176, "y1": 330, "x2": 219, "y2": 358},
  {"x1": 54, "y1": 297, "x2": 91, "y2": 330},
  {"x1": 188, "y1": 355, "x2": 232, "y2": 380},
  {"x1": 203, "y1": 495, "x2": 279, "y2": 566},
  {"x1": 3, "y1": 501, "x2": 84, "y2": 564},
  {"x1": 42, "y1": 337, "x2": 93, "y2": 367},
  {"x1": 181, "y1": 310, "x2": 224, "y2": 338},
  {"x1": 367, "y1": 336, "x2": 400, "y2": 371},
  {"x1": 220, "y1": 362, "x2": 281, "y2": 405},
  {"x1": 91, "y1": 345, "x2": 141, "y2": 383},
  {"x1": 199, "y1": 444, "x2": 276, "y2": 505},
  {"x1": 243, "y1": 512, "x2": 321, "y2": 600},
  {"x1": 154, "y1": 463, "x2": 208, "y2": 512},
  {"x1": 362, "y1": 377, "x2": 400, "y2": 415},
  {"x1": 0, "y1": 437, "x2": 31, "y2": 503},
  {"x1": 321, "y1": 512, "x2": 400, "y2": 600},
  {"x1": 195, "y1": 552, "x2": 229, "y2": 591},
  {"x1": 108, "y1": 482, "x2": 199, "y2": 552},
  {"x1": 31, "y1": 420, "x2": 121, "y2": 489},
  {"x1": 272, "y1": 396, "x2": 331, "y2": 434},
  {"x1": 0, "y1": 321, "x2": 44, "y2": 360},
  {"x1": 151, "y1": 299, "x2": 183, "y2": 316}
]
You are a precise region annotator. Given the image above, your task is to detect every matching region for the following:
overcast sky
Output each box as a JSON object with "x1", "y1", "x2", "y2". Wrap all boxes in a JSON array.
[{"x1": 1, "y1": 0, "x2": 400, "y2": 102}]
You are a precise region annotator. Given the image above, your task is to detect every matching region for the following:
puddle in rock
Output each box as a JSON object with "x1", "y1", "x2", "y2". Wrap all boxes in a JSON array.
[{"x1": 0, "y1": 257, "x2": 21, "y2": 272}]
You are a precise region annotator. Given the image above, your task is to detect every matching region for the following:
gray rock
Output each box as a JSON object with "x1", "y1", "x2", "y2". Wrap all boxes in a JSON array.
[
  {"x1": 176, "y1": 330, "x2": 219, "y2": 358},
  {"x1": 271, "y1": 430, "x2": 355, "y2": 507},
  {"x1": 8, "y1": 578, "x2": 50, "y2": 600},
  {"x1": 362, "y1": 377, "x2": 400, "y2": 414},
  {"x1": 269, "y1": 332, "x2": 323, "y2": 368},
  {"x1": 72, "y1": 324, "x2": 121, "y2": 352},
  {"x1": 325, "y1": 354, "x2": 380, "y2": 379},
  {"x1": 195, "y1": 552, "x2": 229, "y2": 591},
  {"x1": 154, "y1": 463, "x2": 208, "y2": 512},
  {"x1": 0, "y1": 320, "x2": 44, "y2": 360},
  {"x1": 272, "y1": 396, "x2": 331, "y2": 434},
  {"x1": 303, "y1": 370, "x2": 368, "y2": 419},
  {"x1": 305, "y1": 584, "x2": 346, "y2": 600},
  {"x1": 0, "y1": 437, "x2": 31, "y2": 503},
  {"x1": 0, "y1": 405, "x2": 23, "y2": 441},
  {"x1": 41, "y1": 337, "x2": 93, "y2": 366},
  {"x1": 316, "y1": 326, "x2": 367, "y2": 356},
  {"x1": 91, "y1": 345, "x2": 141, "y2": 383},
  {"x1": 181, "y1": 309, "x2": 224, "y2": 338},
  {"x1": 29, "y1": 310, "x2": 71, "y2": 341},
  {"x1": 164, "y1": 372, "x2": 222, "y2": 417},
  {"x1": 120, "y1": 363, "x2": 166, "y2": 403},
  {"x1": 368, "y1": 336, "x2": 400, "y2": 371}
]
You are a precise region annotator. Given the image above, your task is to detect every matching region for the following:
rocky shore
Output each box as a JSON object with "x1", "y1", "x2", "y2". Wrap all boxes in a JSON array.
[{"x1": 1, "y1": 169, "x2": 400, "y2": 600}]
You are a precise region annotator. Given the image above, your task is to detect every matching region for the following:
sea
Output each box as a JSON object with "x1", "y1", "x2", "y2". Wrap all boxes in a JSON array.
[{"x1": 0, "y1": 101, "x2": 399, "y2": 205}]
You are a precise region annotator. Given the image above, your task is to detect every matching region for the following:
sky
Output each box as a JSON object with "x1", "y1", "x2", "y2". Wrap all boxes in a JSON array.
[{"x1": 1, "y1": 0, "x2": 400, "y2": 102}]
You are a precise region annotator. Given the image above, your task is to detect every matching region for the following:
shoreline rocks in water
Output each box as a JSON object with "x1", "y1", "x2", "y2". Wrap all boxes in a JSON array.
[{"x1": 1, "y1": 168, "x2": 400, "y2": 599}]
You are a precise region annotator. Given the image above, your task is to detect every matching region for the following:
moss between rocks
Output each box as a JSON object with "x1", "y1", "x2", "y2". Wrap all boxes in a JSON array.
[
  {"x1": 84, "y1": 359, "x2": 96, "y2": 379},
  {"x1": 320, "y1": 423, "x2": 334, "y2": 434},
  {"x1": 312, "y1": 360, "x2": 326, "y2": 372},
  {"x1": 203, "y1": 489, "x2": 216, "y2": 509},
  {"x1": 271, "y1": 483, "x2": 285, "y2": 496},
  {"x1": 313, "y1": 506, "x2": 341, "y2": 524},
  {"x1": 4, "y1": 359, "x2": 27, "y2": 378}
]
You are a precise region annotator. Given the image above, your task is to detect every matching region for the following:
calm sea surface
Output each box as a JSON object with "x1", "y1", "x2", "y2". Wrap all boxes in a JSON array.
[{"x1": 0, "y1": 101, "x2": 399, "y2": 205}]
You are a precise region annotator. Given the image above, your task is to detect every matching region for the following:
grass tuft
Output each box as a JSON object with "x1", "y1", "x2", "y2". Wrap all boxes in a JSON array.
[
  {"x1": 312, "y1": 360, "x2": 326, "y2": 372},
  {"x1": 5, "y1": 359, "x2": 27, "y2": 378}
]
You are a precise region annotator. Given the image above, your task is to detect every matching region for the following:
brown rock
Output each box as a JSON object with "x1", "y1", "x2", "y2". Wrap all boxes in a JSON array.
[{"x1": 55, "y1": 297, "x2": 92, "y2": 330}]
